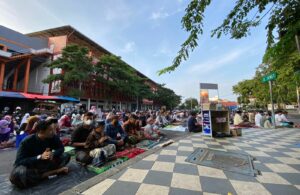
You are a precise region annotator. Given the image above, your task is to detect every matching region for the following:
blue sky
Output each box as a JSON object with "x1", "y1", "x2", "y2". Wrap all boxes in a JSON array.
[{"x1": 0, "y1": 0, "x2": 269, "y2": 102}]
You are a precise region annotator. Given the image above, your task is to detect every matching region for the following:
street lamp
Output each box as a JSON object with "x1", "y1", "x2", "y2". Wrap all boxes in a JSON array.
[{"x1": 295, "y1": 71, "x2": 300, "y2": 113}]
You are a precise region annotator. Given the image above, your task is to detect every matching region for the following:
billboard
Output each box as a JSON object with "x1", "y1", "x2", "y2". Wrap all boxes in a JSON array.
[
  {"x1": 200, "y1": 89, "x2": 209, "y2": 104},
  {"x1": 200, "y1": 83, "x2": 218, "y2": 90}
]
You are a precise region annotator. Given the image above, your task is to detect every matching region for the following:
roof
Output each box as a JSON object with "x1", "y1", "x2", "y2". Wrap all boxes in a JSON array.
[
  {"x1": 26, "y1": 25, "x2": 159, "y2": 86},
  {"x1": 0, "y1": 25, "x2": 48, "y2": 54}
]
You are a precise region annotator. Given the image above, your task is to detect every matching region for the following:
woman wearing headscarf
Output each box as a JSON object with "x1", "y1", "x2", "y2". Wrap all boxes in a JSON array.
[
  {"x1": 3, "y1": 115, "x2": 14, "y2": 133},
  {"x1": 71, "y1": 114, "x2": 82, "y2": 127},
  {"x1": 58, "y1": 115, "x2": 71, "y2": 129},
  {"x1": 25, "y1": 116, "x2": 40, "y2": 134},
  {"x1": 20, "y1": 113, "x2": 30, "y2": 127}
]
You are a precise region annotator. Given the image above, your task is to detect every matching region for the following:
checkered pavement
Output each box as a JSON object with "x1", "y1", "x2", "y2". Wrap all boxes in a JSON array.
[{"x1": 83, "y1": 128, "x2": 300, "y2": 195}]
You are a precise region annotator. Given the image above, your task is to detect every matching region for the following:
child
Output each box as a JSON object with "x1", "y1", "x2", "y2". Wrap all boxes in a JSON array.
[{"x1": 85, "y1": 121, "x2": 116, "y2": 166}]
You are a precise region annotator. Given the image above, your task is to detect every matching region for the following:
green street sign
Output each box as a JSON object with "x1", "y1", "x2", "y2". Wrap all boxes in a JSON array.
[{"x1": 262, "y1": 72, "x2": 277, "y2": 83}]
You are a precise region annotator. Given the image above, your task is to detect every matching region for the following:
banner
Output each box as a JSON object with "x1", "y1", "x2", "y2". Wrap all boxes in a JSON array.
[
  {"x1": 202, "y1": 110, "x2": 212, "y2": 137},
  {"x1": 200, "y1": 89, "x2": 209, "y2": 104}
]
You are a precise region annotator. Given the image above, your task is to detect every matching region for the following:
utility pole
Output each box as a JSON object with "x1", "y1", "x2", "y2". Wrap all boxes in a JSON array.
[
  {"x1": 269, "y1": 80, "x2": 275, "y2": 128},
  {"x1": 295, "y1": 35, "x2": 300, "y2": 113}
]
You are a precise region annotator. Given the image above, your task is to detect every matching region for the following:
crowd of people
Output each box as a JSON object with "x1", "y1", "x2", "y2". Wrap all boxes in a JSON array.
[
  {"x1": 233, "y1": 110, "x2": 294, "y2": 128},
  {"x1": 0, "y1": 106, "x2": 192, "y2": 188}
]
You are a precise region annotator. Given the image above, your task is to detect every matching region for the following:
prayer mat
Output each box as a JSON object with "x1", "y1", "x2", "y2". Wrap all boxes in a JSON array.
[
  {"x1": 64, "y1": 146, "x2": 75, "y2": 156},
  {"x1": 136, "y1": 140, "x2": 159, "y2": 149},
  {"x1": 87, "y1": 157, "x2": 129, "y2": 174},
  {"x1": 116, "y1": 148, "x2": 145, "y2": 159},
  {"x1": 186, "y1": 148, "x2": 259, "y2": 177},
  {"x1": 162, "y1": 125, "x2": 187, "y2": 132}
]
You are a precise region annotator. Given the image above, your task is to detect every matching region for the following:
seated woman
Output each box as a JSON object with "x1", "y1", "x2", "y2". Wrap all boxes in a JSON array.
[
  {"x1": 59, "y1": 114, "x2": 72, "y2": 132},
  {"x1": 105, "y1": 115, "x2": 128, "y2": 149},
  {"x1": 71, "y1": 114, "x2": 83, "y2": 128},
  {"x1": 122, "y1": 115, "x2": 143, "y2": 145},
  {"x1": 0, "y1": 120, "x2": 15, "y2": 148},
  {"x1": 85, "y1": 121, "x2": 116, "y2": 166},
  {"x1": 263, "y1": 114, "x2": 273, "y2": 128},
  {"x1": 25, "y1": 116, "x2": 40, "y2": 134},
  {"x1": 144, "y1": 118, "x2": 161, "y2": 140},
  {"x1": 10, "y1": 119, "x2": 70, "y2": 189}
]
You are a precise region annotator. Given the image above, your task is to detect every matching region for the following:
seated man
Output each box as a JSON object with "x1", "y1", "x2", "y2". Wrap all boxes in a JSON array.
[
  {"x1": 122, "y1": 115, "x2": 143, "y2": 145},
  {"x1": 10, "y1": 119, "x2": 70, "y2": 189},
  {"x1": 71, "y1": 112, "x2": 94, "y2": 164},
  {"x1": 233, "y1": 111, "x2": 252, "y2": 127},
  {"x1": 187, "y1": 112, "x2": 202, "y2": 132},
  {"x1": 275, "y1": 110, "x2": 294, "y2": 127},
  {"x1": 281, "y1": 111, "x2": 294, "y2": 127},
  {"x1": 85, "y1": 121, "x2": 116, "y2": 166},
  {"x1": 144, "y1": 118, "x2": 161, "y2": 139},
  {"x1": 105, "y1": 115, "x2": 128, "y2": 149}
]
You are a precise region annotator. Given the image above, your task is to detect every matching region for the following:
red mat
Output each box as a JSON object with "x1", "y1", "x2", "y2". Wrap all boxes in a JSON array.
[{"x1": 116, "y1": 148, "x2": 145, "y2": 159}]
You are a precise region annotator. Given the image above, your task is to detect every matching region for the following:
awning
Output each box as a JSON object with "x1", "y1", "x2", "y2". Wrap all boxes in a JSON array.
[
  {"x1": 20, "y1": 93, "x2": 57, "y2": 100},
  {"x1": 0, "y1": 91, "x2": 25, "y2": 99},
  {"x1": 0, "y1": 91, "x2": 79, "y2": 102},
  {"x1": 56, "y1": 96, "x2": 80, "y2": 102}
]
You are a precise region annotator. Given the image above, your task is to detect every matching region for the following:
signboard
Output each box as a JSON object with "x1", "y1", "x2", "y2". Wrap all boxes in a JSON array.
[
  {"x1": 200, "y1": 90, "x2": 209, "y2": 104},
  {"x1": 50, "y1": 67, "x2": 62, "y2": 93},
  {"x1": 202, "y1": 110, "x2": 212, "y2": 137},
  {"x1": 200, "y1": 83, "x2": 218, "y2": 90},
  {"x1": 262, "y1": 72, "x2": 277, "y2": 83}
]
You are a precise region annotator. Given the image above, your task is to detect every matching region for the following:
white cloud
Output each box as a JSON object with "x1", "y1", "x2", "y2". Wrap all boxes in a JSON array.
[
  {"x1": 153, "y1": 41, "x2": 174, "y2": 57},
  {"x1": 0, "y1": 0, "x2": 65, "y2": 33},
  {"x1": 150, "y1": 11, "x2": 170, "y2": 20},
  {"x1": 121, "y1": 41, "x2": 136, "y2": 53},
  {"x1": 150, "y1": 6, "x2": 184, "y2": 20},
  {"x1": 187, "y1": 46, "x2": 253, "y2": 75}
]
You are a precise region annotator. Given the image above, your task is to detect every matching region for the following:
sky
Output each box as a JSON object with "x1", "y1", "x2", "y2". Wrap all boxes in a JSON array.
[{"x1": 0, "y1": 0, "x2": 269, "y2": 102}]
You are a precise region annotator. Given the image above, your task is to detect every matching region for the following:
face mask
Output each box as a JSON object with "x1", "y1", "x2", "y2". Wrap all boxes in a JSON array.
[{"x1": 84, "y1": 119, "x2": 93, "y2": 126}]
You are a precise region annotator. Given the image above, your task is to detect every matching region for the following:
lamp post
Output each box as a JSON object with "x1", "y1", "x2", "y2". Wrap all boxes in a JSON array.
[
  {"x1": 296, "y1": 35, "x2": 300, "y2": 113},
  {"x1": 295, "y1": 71, "x2": 300, "y2": 113}
]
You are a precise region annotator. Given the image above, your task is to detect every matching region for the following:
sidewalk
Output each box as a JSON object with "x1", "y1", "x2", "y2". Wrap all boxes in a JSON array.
[{"x1": 76, "y1": 128, "x2": 300, "y2": 195}]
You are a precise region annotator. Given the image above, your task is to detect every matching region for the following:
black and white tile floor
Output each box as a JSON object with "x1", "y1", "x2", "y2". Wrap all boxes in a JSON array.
[{"x1": 83, "y1": 128, "x2": 300, "y2": 195}]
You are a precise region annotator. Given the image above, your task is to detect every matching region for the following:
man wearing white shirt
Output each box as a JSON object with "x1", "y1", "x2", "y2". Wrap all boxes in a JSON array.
[
  {"x1": 275, "y1": 111, "x2": 283, "y2": 126},
  {"x1": 280, "y1": 111, "x2": 294, "y2": 126},
  {"x1": 254, "y1": 111, "x2": 263, "y2": 127}
]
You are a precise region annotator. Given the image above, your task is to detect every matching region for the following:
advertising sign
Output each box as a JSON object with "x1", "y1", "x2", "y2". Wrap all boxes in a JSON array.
[
  {"x1": 200, "y1": 83, "x2": 218, "y2": 90},
  {"x1": 202, "y1": 110, "x2": 212, "y2": 137},
  {"x1": 200, "y1": 89, "x2": 209, "y2": 104}
]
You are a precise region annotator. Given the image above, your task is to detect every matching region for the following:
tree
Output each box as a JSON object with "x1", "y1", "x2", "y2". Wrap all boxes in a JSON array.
[
  {"x1": 95, "y1": 54, "x2": 154, "y2": 107},
  {"x1": 153, "y1": 84, "x2": 182, "y2": 109},
  {"x1": 179, "y1": 98, "x2": 199, "y2": 110},
  {"x1": 43, "y1": 44, "x2": 93, "y2": 97},
  {"x1": 158, "y1": 0, "x2": 300, "y2": 75}
]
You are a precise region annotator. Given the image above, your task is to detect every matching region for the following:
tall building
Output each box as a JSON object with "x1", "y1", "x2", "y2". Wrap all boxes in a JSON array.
[{"x1": 0, "y1": 25, "x2": 159, "y2": 112}]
